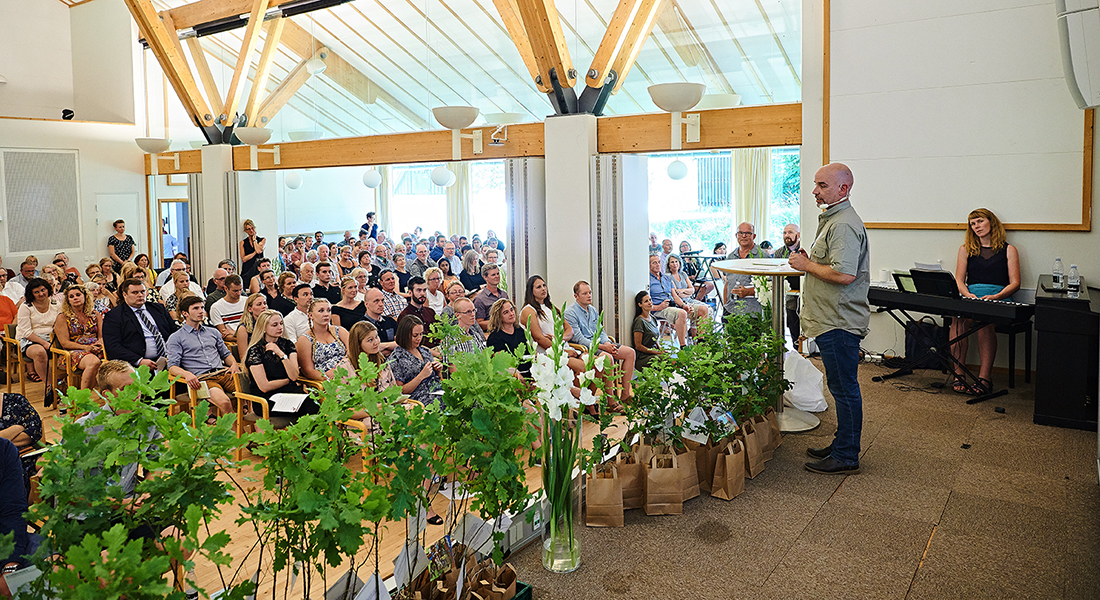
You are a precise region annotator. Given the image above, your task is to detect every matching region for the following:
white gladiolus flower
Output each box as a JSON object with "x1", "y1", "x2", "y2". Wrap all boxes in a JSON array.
[
  {"x1": 594, "y1": 355, "x2": 607, "y2": 371},
  {"x1": 577, "y1": 387, "x2": 597, "y2": 406}
]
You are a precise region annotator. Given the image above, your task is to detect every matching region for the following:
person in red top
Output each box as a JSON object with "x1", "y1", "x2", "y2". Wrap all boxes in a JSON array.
[{"x1": 0, "y1": 270, "x2": 15, "y2": 384}]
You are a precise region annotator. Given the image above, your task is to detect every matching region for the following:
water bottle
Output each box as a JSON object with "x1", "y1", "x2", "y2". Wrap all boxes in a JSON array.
[
  {"x1": 1068, "y1": 264, "x2": 1081, "y2": 292},
  {"x1": 1053, "y1": 257, "x2": 1065, "y2": 289}
]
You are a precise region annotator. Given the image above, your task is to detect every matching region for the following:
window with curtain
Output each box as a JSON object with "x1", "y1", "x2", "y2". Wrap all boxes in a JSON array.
[
  {"x1": 469, "y1": 160, "x2": 507, "y2": 240},
  {"x1": 648, "y1": 148, "x2": 800, "y2": 253},
  {"x1": 388, "y1": 164, "x2": 449, "y2": 237}
]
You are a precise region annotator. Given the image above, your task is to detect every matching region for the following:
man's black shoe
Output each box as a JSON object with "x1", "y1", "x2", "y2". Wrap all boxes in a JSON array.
[
  {"x1": 804, "y1": 456, "x2": 860, "y2": 475},
  {"x1": 806, "y1": 445, "x2": 832, "y2": 459}
]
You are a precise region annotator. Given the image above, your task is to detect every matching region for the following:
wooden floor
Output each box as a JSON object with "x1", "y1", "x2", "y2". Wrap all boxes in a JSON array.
[{"x1": 25, "y1": 376, "x2": 624, "y2": 598}]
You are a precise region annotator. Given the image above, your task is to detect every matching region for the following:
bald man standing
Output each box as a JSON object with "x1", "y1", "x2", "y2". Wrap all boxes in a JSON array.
[{"x1": 788, "y1": 163, "x2": 870, "y2": 475}]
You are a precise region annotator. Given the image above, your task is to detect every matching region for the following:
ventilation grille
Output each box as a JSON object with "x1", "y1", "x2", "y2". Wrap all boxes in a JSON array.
[{"x1": 1, "y1": 150, "x2": 81, "y2": 253}]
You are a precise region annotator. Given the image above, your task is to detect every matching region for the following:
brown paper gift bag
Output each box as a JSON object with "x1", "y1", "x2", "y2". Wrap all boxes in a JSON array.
[
  {"x1": 752, "y1": 413, "x2": 774, "y2": 461},
  {"x1": 735, "y1": 421, "x2": 764, "y2": 479},
  {"x1": 673, "y1": 444, "x2": 700, "y2": 502},
  {"x1": 644, "y1": 451, "x2": 683, "y2": 515},
  {"x1": 586, "y1": 466, "x2": 625, "y2": 527},
  {"x1": 765, "y1": 406, "x2": 782, "y2": 448},
  {"x1": 616, "y1": 448, "x2": 647, "y2": 510},
  {"x1": 489, "y1": 563, "x2": 517, "y2": 600},
  {"x1": 711, "y1": 438, "x2": 746, "y2": 500}
]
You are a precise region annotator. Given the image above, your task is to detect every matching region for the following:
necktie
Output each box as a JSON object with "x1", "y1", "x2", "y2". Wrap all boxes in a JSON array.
[{"x1": 137, "y1": 307, "x2": 166, "y2": 358}]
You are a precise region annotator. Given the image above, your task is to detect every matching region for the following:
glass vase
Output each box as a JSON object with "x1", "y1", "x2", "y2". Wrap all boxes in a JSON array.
[{"x1": 540, "y1": 419, "x2": 583, "y2": 573}]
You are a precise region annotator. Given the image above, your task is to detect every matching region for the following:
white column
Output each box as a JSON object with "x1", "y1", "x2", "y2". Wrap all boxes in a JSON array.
[
  {"x1": 591, "y1": 154, "x2": 650, "y2": 341},
  {"x1": 193, "y1": 144, "x2": 235, "y2": 281},
  {"x1": 505, "y1": 157, "x2": 546, "y2": 304},
  {"x1": 543, "y1": 114, "x2": 597, "y2": 304}
]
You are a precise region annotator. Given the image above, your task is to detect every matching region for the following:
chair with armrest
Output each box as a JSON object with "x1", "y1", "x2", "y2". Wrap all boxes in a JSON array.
[
  {"x1": 234, "y1": 372, "x2": 296, "y2": 461},
  {"x1": 3, "y1": 324, "x2": 24, "y2": 396}
]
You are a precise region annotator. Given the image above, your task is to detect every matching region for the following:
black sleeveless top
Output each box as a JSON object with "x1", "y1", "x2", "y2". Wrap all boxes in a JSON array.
[{"x1": 966, "y1": 246, "x2": 1010, "y2": 286}]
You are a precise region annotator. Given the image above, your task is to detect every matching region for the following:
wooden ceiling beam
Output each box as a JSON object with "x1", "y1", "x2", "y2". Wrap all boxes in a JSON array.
[
  {"x1": 597, "y1": 103, "x2": 801, "y2": 152},
  {"x1": 278, "y1": 20, "x2": 426, "y2": 129},
  {"x1": 490, "y1": 0, "x2": 550, "y2": 93},
  {"x1": 184, "y1": 37, "x2": 222, "y2": 113},
  {"x1": 243, "y1": 17, "x2": 286, "y2": 127},
  {"x1": 254, "y1": 48, "x2": 325, "y2": 126},
  {"x1": 609, "y1": 0, "x2": 663, "y2": 93},
  {"x1": 220, "y1": 0, "x2": 272, "y2": 126},
  {"x1": 586, "y1": 0, "x2": 639, "y2": 87},
  {"x1": 124, "y1": 0, "x2": 216, "y2": 129},
  {"x1": 163, "y1": 0, "x2": 296, "y2": 32},
  {"x1": 516, "y1": 0, "x2": 576, "y2": 88}
]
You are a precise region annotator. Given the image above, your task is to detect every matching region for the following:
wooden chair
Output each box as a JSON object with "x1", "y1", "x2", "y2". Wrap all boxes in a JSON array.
[
  {"x1": 49, "y1": 339, "x2": 84, "y2": 400},
  {"x1": 3, "y1": 323, "x2": 25, "y2": 396}
]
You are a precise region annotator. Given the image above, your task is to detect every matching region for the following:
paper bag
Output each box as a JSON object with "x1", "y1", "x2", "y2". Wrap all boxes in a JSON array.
[
  {"x1": 682, "y1": 406, "x2": 710, "y2": 445},
  {"x1": 735, "y1": 421, "x2": 764, "y2": 479},
  {"x1": 711, "y1": 438, "x2": 746, "y2": 500},
  {"x1": 585, "y1": 466, "x2": 625, "y2": 527},
  {"x1": 615, "y1": 449, "x2": 646, "y2": 510},
  {"x1": 489, "y1": 563, "x2": 517, "y2": 600},
  {"x1": 673, "y1": 444, "x2": 700, "y2": 502},
  {"x1": 751, "y1": 413, "x2": 774, "y2": 461},
  {"x1": 644, "y1": 452, "x2": 683, "y2": 515},
  {"x1": 765, "y1": 406, "x2": 782, "y2": 448}
]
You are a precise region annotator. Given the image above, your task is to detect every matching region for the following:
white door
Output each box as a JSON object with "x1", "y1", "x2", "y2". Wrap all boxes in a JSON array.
[{"x1": 95, "y1": 193, "x2": 142, "y2": 268}]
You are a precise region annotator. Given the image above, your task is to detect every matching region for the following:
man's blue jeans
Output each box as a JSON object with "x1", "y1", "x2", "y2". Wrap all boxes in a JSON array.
[{"x1": 815, "y1": 329, "x2": 864, "y2": 465}]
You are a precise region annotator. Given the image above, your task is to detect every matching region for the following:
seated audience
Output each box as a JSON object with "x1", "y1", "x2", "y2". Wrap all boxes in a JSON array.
[
  {"x1": 439, "y1": 280, "x2": 468, "y2": 320},
  {"x1": 283, "y1": 284, "x2": 313, "y2": 342},
  {"x1": 159, "y1": 259, "x2": 204, "y2": 297},
  {"x1": 209, "y1": 275, "x2": 246, "y2": 342},
  {"x1": 102, "y1": 279, "x2": 178, "y2": 371},
  {"x1": 89, "y1": 276, "x2": 116, "y2": 316},
  {"x1": 0, "y1": 438, "x2": 39, "y2": 596},
  {"x1": 444, "y1": 298, "x2": 487, "y2": 359},
  {"x1": 486, "y1": 299, "x2": 531, "y2": 377},
  {"x1": 312, "y1": 263, "x2": 341, "y2": 304},
  {"x1": 351, "y1": 267, "x2": 369, "y2": 302},
  {"x1": 336, "y1": 245, "x2": 357, "y2": 277},
  {"x1": 246, "y1": 258, "x2": 274, "y2": 294},
  {"x1": 424, "y1": 267, "x2": 446, "y2": 313},
  {"x1": 332, "y1": 276, "x2": 367, "y2": 329},
  {"x1": 235, "y1": 293, "x2": 269, "y2": 351},
  {"x1": 54, "y1": 284, "x2": 103, "y2": 390},
  {"x1": 120, "y1": 262, "x2": 161, "y2": 305},
  {"x1": 165, "y1": 272, "x2": 193, "y2": 321},
  {"x1": 437, "y1": 257, "x2": 458, "y2": 287},
  {"x1": 244, "y1": 309, "x2": 319, "y2": 422},
  {"x1": 666, "y1": 254, "x2": 710, "y2": 331},
  {"x1": 205, "y1": 260, "x2": 235, "y2": 294},
  {"x1": 393, "y1": 252, "x2": 411, "y2": 294},
  {"x1": 398, "y1": 277, "x2": 437, "y2": 348},
  {"x1": 166, "y1": 295, "x2": 239, "y2": 422},
  {"x1": 459, "y1": 250, "x2": 485, "y2": 293},
  {"x1": 631, "y1": 291, "x2": 665, "y2": 372},
  {"x1": 0, "y1": 391, "x2": 43, "y2": 489},
  {"x1": 347, "y1": 321, "x2": 398, "y2": 391},
  {"x1": 408, "y1": 244, "x2": 437, "y2": 280},
  {"x1": 16, "y1": 278, "x2": 61, "y2": 388},
  {"x1": 564, "y1": 281, "x2": 635, "y2": 401},
  {"x1": 388, "y1": 316, "x2": 443, "y2": 405},
  {"x1": 950, "y1": 208, "x2": 1021, "y2": 394},
  {"x1": 270, "y1": 272, "x2": 297, "y2": 316},
  {"x1": 473, "y1": 263, "x2": 506, "y2": 330},
  {"x1": 722, "y1": 223, "x2": 766, "y2": 316},
  {"x1": 379, "y1": 270, "x2": 407, "y2": 319},
  {"x1": 298, "y1": 261, "x2": 316, "y2": 286},
  {"x1": 362, "y1": 288, "x2": 398, "y2": 354},
  {"x1": 295, "y1": 299, "x2": 353, "y2": 381},
  {"x1": 648, "y1": 254, "x2": 688, "y2": 346}
]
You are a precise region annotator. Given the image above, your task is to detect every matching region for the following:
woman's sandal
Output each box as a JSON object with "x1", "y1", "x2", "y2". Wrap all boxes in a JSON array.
[
  {"x1": 27, "y1": 372, "x2": 41, "y2": 383},
  {"x1": 976, "y1": 378, "x2": 993, "y2": 395},
  {"x1": 951, "y1": 375, "x2": 971, "y2": 394}
]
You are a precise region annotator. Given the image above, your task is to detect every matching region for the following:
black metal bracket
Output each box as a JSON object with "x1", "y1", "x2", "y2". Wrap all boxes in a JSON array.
[
  {"x1": 577, "y1": 70, "x2": 617, "y2": 116},
  {"x1": 546, "y1": 68, "x2": 578, "y2": 115}
]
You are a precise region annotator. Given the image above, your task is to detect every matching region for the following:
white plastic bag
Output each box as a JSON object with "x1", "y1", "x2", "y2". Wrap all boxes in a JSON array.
[
  {"x1": 782, "y1": 350, "x2": 827, "y2": 412},
  {"x1": 682, "y1": 407, "x2": 709, "y2": 445}
]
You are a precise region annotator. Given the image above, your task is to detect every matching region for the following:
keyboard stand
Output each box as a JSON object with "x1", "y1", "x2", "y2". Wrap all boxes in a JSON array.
[{"x1": 873, "y1": 306, "x2": 1008, "y2": 404}]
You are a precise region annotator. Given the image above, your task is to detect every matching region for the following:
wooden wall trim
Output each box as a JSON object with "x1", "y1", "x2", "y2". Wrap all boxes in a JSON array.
[
  {"x1": 145, "y1": 104, "x2": 803, "y2": 174},
  {"x1": 598, "y1": 103, "x2": 802, "y2": 153},
  {"x1": 823, "y1": 2, "x2": 1094, "y2": 232},
  {"x1": 144, "y1": 149, "x2": 203, "y2": 175}
]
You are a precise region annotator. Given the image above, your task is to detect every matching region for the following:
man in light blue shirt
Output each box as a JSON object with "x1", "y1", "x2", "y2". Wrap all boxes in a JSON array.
[
  {"x1": 563, "y1": 280, "x2": 635, "y2": 401},
  {"x1": 166, "y1": 295, "x2": 239, "y2": 421}
]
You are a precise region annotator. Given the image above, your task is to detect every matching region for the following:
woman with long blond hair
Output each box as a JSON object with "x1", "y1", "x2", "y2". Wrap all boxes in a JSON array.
[
  {"x1": 245, "y1": 309, "x2": 318, "y2": 422},
  {"x1": 295, "y1": 298, "x2": 352, "y2": 381},
  {"x1": 347, "y1": 321, "x2": 397, "y2": 391},
  {"x1": 950, "y1": 208, "x2": 1020, "y2": 394},
  {"x1": 165, "y1": 272, "x2": 192, "y2": 321},
  {"x1": 53, "y1": 285, "x2": 103, "y2": 389},
  {"x1": 235, "y1": 293, "x2": 269, "y2": 350}
]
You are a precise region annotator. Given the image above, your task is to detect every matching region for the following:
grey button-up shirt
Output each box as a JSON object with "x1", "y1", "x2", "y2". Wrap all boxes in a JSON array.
[{"x1": 801, "y1": 200, "x2": 871, "y2": 338}]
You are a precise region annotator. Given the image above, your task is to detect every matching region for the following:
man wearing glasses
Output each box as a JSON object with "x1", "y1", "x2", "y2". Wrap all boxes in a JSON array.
[
  {"x1": 721, "y1": 222, "x2": 766, "y2": 317},
  {"x1": 408, "y1": 244, "x2": 437, "y2": 280},
  {"x1": 203, "y1": 268, "x2": 229, "y2": 315}
]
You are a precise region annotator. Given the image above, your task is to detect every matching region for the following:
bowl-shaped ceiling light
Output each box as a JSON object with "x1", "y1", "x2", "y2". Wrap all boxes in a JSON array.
[
  {"x1": 235, "y1": 127, "x2": 273, "y2": 145},
  {"x1": 648, "y1": 82, "x2": 706, "y2": 112},
  {"x1": 135, "y1": 137, "x2": 172, "y2": 154},
  {"x1": 483, "y1": 112, "x2": 526, "y2": 126},
  {"x1": 695, "y1": 93, "x2": 742, "y2": 110},
  {"x1": 433, "y1": 106, "x2": 479, "y2": 130},
  {"x1": 288, "y1": 130, "x2": 322, "y2": 142}
]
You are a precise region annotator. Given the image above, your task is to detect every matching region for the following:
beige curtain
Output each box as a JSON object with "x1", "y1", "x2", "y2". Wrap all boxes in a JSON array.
[
  {"x1": 732, "y1": 148, "x2": 772, "y2": 241},
  {"x1": 376, "y1": 165, "x2": 392, "y2": 234},
  {"x1": 446, "y1": 162, "x2": 472, "y2": 236}
]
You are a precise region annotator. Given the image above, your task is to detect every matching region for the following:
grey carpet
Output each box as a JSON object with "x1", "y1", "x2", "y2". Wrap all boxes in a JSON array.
[{"x1": 510, "y1": 360, "x2": 1100, "y2": 600}]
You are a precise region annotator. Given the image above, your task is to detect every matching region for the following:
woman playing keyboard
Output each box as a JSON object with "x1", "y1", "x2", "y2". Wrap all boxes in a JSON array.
[{"x1": 950, "y1": 208, "x2": 1020, "y2": 394}]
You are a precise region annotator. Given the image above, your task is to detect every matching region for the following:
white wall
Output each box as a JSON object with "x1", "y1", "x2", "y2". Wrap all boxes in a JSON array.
[
  {"x1": 802, "y1": 0, "x2": 1100, "y2": 365},
  {"x1": 0, "y1": 118, "x2": 148, "y2": 270},
  {"x1": 275, "y1": 166, "x2": 376, "y2": 238},
  {"x1": 71, "y1": 0, "x2": 138, "y2": 124},
  {"x1": 0, "y1": 0, "x2": 73, "y2": 120}
]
